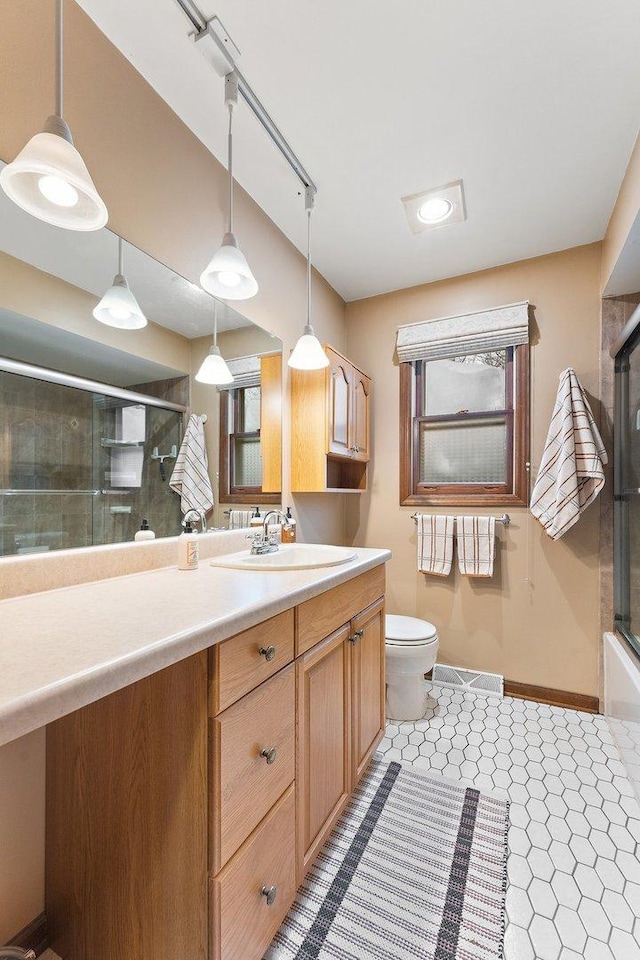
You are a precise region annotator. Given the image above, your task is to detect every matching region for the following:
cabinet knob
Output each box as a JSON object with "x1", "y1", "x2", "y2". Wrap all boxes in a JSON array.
[
  {"x1": 261, "y1": 884, "x2": 277, "y2": 906},
  {"x1": 349, "y1": 629, "x2": 364, "y2": 643},
  {"x1": 260, "y1": 746, "x2": 277, "y2": 765},
  {"x1": 259, "y1": 644, "x2": 276, "y2": 662}
]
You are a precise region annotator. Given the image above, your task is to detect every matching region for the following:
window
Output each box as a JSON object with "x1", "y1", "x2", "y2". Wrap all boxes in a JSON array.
[
  {"x1": 400, "y1": 344, "x2": 529, "y2": 506},
  {"x1": 219, "y1": 384, "x2": 271, "y2": 502}
]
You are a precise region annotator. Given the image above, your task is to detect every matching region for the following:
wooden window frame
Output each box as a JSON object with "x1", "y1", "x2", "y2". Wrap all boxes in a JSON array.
[
  {"x1": 399, "y1": 344, "x2": 529, "y2": 507},
  {"x1": 219, "y1": 387, "x2": 276, "y2": 504}
]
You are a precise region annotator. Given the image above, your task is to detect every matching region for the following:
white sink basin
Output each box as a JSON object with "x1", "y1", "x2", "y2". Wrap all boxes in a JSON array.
[{"x1": 210, "y1": 543, "x2": 357, "y2": 571}]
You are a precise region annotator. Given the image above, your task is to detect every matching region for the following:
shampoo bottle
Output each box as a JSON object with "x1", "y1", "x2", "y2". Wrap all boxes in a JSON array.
[
  {"x1": 134, "y1": 519, "x2": 155, "y2": 542},
  {"x1": 178, "y1": 519, "x2": 199, "y2": 570},
  {"x1": 282, "y1": 507, "x2": 297, "y2": 543}
]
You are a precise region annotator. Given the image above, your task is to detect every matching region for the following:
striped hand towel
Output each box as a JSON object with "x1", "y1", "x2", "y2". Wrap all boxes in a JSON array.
[
  {"x1": 417, "y1": 514, "x2": 454, "y2": 576},
  {"x1": 169, "y1": 414, "x2": 214, "y2": 517},
  {"x1": 229, "y1": 510, "x2": 252, "y2": 529},
  {"x1": 531, "y1": 368, "x2": 607, "y2": 540},
  {"x1": 457, "y1": 516, "x2": 496, "y2": 577}
]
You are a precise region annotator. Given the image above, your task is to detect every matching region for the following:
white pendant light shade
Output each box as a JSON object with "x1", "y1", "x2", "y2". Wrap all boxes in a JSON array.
[
  {"x1": 0, "y1": 119, "x2": 108, "y2": 231},
  {"x1": 199, "y1": 232, "x2": 258, "y2": 300},
  {"x1": 288, "y1": 324, "x2": 329, "y2": 370},
  {"x1": 288, "y1": 191, "x2": 328, "y2": 371},
  {"x1": 0, "y1": 2, "x2": 107, "y2": 231},
  {"x1": 93, "y1": 274, "x2": 147, "y2": 330},
  {"x1": 195, "y1": 344, "x2": 234, "y2": 385}
]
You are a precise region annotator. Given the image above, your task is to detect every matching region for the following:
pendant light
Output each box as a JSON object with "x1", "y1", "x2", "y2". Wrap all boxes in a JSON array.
[
  {"x1": 288, "y1": 189, "x2": 329, "y2": 370},
  {"x1": 0, "y1": 0, "x2": 108, "y2": 231},
  {"x1": 200, "y1": 73, "x2": 258, "y2": 300},
  {"x1": 93, "y1": 237, "x2": 147, "y2": 329},
  {"x1": 195, "y1": 299, "x2": 234, "y2": 384}
]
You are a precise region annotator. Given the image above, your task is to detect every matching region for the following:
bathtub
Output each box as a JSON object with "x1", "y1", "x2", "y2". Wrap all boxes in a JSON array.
[{"x1": 604, "y1": 631, "x2": 640, "y2": 804}]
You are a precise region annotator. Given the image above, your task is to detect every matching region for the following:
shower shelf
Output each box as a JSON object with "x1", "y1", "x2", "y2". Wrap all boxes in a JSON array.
[
  {"x1": 0, "y1": 489, "x2": 100, "y2": 496},
  {"x1": 101, "y1": 439, "x2": 145, "y2": 448}
]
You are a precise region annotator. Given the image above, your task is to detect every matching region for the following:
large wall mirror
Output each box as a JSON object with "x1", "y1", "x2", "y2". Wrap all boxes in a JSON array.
[{"x1": 0, "y1": 160, "x2": 282, "y2": 557}]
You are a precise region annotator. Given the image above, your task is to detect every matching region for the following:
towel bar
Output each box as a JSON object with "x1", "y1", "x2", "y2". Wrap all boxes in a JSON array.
[{"x1": 411, "y1": 513, "x2": 510, "y2": 526}]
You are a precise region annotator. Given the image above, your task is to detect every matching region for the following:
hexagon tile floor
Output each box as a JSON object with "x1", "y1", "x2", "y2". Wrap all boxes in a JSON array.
[{"x1": 379, "y1": 682, "x2": 640, "y2": 960}]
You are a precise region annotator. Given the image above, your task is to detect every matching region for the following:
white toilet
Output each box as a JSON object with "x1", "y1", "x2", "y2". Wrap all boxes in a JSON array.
[{"x1": 385, "y1": 614, "x2": 439, "y2": 721}]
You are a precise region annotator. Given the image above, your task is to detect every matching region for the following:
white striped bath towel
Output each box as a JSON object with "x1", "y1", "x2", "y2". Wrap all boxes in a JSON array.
[
  {"x1": 228, "y1": 510, "x2": 252, "y2": 529},
  {"x1": 416, "y1": 514, "x2": 455, "y2": 576},
  {"x1": 169, "y1": 414, "x2": 214, "y2": 517},
  {"x1": 531, "y1": 368, "x2": 607, "y2": 540},
  {"x1": 457, "y1": 516, "x2": 496, "y2": 577}
]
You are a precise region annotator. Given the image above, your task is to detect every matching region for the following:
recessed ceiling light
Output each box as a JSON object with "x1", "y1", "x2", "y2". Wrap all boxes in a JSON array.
[
  {"x1": 401, "y1": 180, "x2": 466, "y2": 236},
  {"x1": 417, "y1": 197, "x2": 453, "y2": 224}
]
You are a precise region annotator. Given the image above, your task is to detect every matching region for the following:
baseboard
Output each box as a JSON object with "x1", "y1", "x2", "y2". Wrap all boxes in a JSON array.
[
  {"x1": 504, "y1": 680, "x2": 599, "y2": 714},
  {"x1": 8, "y1": 912, "x2": 48, "y2": 956}
]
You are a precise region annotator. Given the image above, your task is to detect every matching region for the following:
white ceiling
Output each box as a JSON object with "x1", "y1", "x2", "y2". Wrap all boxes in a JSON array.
[{"x1": 74, "y1": 0, "x2": 640, "y2": 302}]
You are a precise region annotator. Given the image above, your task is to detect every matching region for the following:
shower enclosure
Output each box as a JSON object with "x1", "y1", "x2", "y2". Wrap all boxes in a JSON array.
[
  {"x1": 614, "y1": 307, "x2": 640, "y2": 657},
  {"x1": 0, "y1": 358, "x2": 185, "y2": 556}
]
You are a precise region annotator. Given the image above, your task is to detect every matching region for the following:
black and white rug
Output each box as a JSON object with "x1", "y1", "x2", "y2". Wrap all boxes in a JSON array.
[{"x1": 266, "y1": 758, "x2": 509, "y2": 960}]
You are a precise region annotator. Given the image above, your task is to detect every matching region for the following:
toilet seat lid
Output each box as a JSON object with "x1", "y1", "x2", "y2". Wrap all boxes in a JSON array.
[{"x1": 386, "y1": 614, "x2": 437, "y2": 643}]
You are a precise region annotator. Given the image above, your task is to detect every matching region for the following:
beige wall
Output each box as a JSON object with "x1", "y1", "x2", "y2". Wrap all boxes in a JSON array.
[
  {"x1": 0, "y1": 250, "x2": 191, "y2": 373},
  {"x1": 0, "y1": 0, "x2": 346, "y2": 941},
  {"x1": 346, "y1": 243, "x2": 603, "y2": 697}
]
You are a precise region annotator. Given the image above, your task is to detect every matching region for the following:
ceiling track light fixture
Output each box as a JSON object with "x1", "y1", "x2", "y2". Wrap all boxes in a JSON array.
[
  {"x1": 93, "y1": 236, "x2": 147, "y2": 330},
  {"x1": 0, "y1": 0, "x2": 108, "y2": 231},
  {"x1": 195, "y1": 299, "x2": 234, "y2": 384},
  {"x1": 288, "y1": 187, "x2": 329, "y2": 371},
  {"x1": 200, "y1": 72, "x2": 258, "y2": 301}
]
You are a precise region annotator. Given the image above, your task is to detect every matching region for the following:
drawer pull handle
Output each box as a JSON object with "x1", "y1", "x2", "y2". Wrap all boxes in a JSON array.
[
  {"x1": 349, "y1": 629, "x2": 365, "y2": 643},
  {"x1": 259, "y1": 644, "x2": 276, "y2": 662},
  {"x1": 261, "y1": 884, "x2": 277, "y2": 906},
  {"x1": 260, "y1": 747, "x2": 277, "y2": 765}
]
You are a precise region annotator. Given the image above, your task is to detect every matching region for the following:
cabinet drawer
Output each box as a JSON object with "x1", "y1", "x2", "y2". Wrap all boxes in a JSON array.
[
  {"x1": 210, "y1": 665, "x2": 295, "y2": 872},
  {"x1": 210, "y1": 609, "x2": 295, "y2": 714},
  {"x1": 296, "y1": 564, "x2": 386, "y2": 655},
  {"x1": 210, "y1": 784, "x2": 296, "y2": 960}
]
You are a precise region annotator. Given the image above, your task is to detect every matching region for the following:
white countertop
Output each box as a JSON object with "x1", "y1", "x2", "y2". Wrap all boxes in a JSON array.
[{"x1": 0, "y1": 547, "x2": 390, "y2": 747}]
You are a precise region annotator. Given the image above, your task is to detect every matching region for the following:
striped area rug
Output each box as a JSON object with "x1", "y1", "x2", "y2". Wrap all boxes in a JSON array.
[{"x1": 266, "y1": 758, "x2": 509, "y2": 960}]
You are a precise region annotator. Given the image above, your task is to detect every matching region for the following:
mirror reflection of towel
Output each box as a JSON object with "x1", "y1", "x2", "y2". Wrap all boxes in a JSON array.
[{"x1": 169, "y1": 415, "x2": 214, "y2": 516}]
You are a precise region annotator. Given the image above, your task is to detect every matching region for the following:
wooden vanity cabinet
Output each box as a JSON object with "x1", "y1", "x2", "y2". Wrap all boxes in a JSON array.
[
  {"x1": 291, "y1": 345, "x2": 371, "y2": 492},
  {"x1": 45, "y1": 566, "x2": 386, "y2": 960},
  {"x1": 296, "y1": 570, "x2": 386, "y2": 879}
]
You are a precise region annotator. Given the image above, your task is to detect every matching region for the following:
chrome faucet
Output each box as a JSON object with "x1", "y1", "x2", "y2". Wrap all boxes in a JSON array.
[
  {"x1": 247, "y1": 510, "x2": 292, "y2": 555},
  {"x1": 183, "y1": 509, "x2": 207, "y2": 533}
]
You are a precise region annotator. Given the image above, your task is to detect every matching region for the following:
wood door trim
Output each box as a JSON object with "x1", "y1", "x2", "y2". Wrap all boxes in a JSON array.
[{"x1": 8, "y1": 912, "x2": 48, "y2": 956}]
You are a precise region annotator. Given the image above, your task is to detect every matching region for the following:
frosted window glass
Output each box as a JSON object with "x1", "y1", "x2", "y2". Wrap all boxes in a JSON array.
[
  {"x1": 424, "y1": 351, "x2": 506, "y2": 416},
  {"x1": 419, "y1": 418, "x2": 507, "y2": 484},
  {"x1": 242, "y1": 387, "x2": 261, "y2": 433},
  {"x1": 234, "y1": 437, "x2": 262, "y2": 487}
]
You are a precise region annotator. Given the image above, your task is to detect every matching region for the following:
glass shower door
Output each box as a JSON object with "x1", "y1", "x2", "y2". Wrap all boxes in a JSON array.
[{"x1": 615, "y1": 338, "x2": 640, "y2": 655}]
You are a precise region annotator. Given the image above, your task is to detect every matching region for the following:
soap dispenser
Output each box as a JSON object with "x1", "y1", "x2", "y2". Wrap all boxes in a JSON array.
[
  {"x1": 281, "y1": 507, "x2": 297, "y2": 543},
  {"x1": 178, "y1": 518, "x2": 199, "y2": 570},
  {"x1": 134, "y1": 518, "x2": 155, "y2": 541},
  {"x1": 249, "y1": 506, "x2": 263, "y2": 528}
]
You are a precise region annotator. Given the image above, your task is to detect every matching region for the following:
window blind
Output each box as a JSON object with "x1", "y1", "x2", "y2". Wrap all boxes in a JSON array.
[
  {"x1": 221, "y1": 355, "x2": 261, "y2": 390},
  {"x1": 396, "y1": 300, "x2": 529, "y2": 363}
]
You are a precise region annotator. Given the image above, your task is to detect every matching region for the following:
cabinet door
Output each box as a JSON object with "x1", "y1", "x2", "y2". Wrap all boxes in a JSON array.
[
  {"x1": 350, "y1": 597, "x2": 385, "y2": 785},
  {"x1": 327, "y1": 348, "x2": 353, "y2": 458},
  {"x1": 297, "y1": 624, "x2": 351, "y2": 878},
  {"x1": 351, "y1": 369, "x2": 371, "y2": 462}
]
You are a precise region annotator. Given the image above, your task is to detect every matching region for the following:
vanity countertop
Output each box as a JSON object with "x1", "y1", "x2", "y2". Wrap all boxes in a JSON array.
[{"x1": 0, "y1": 546, "x2": 390, "y2": 747}]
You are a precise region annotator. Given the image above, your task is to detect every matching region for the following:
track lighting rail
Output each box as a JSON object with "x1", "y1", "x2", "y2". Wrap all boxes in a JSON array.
[{"x1": 173, "y1": 0, "x2": 317, "y2": 193}]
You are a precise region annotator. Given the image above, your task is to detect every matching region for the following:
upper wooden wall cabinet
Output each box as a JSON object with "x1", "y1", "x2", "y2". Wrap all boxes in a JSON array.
[{"x1": 291, "y1": 345, "x2": 371, "y2": 493}]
